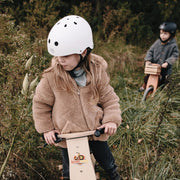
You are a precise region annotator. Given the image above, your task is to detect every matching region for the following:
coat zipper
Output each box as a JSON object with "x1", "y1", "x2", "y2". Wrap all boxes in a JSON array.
[{"x1": 77, "y1": 88, "x2": 90, "y2": 129}]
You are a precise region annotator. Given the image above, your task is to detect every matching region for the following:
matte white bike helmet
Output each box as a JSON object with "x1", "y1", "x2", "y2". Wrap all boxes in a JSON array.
[{"x1": 47, "y1": 15, "x2": 94, "y2": 56}]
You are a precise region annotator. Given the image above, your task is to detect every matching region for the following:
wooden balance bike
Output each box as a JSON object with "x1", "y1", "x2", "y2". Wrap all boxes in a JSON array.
[
  {"x1": 142, "y1": 63, "x2": 161, "y2": 101},
  {"x1": 44, "y1": 128, "x2": 104, "y2": 180}
]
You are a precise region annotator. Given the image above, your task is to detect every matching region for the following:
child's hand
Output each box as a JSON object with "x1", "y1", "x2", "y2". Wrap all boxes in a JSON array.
[
  {"x1": 145, "y1": 61, "x2": 151, "y2": 66},
  {"x1": 161, "y1": 62, "x2": 168, "y2": 68},
  {"x1": 44, "y1": 130, "x2": 60, "y2": 145},
  {"x1": 98, "y1": 122, "x2": 117, "y2": 136}
]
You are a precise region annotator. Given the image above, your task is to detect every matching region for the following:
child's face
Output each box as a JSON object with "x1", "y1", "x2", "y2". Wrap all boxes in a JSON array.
[
  {"x1": 58, "y1": 54, "x2": 81, "y2": 71},
  {"x1": 160, "y1": 30, "x2": 171, "y2": 42}
]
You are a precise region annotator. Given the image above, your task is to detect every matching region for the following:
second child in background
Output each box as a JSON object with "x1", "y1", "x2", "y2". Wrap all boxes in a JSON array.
[{"x1": 139, "y1": 22, "x2": 179, "y2": 91}]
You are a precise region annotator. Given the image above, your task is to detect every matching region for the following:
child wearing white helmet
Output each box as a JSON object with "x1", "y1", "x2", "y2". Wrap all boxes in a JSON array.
[
  {"x1": 139, "y1": 22, "x2": 179, "y2": 91},
  {"x1": 33, "y1": 15, "x2": 122, "y2": 180}
]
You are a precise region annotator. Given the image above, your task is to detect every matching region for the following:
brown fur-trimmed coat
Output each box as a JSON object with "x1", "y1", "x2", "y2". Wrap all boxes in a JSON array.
[{"x1": 33, "y1": 54, "x2": 122, "y2": 147}]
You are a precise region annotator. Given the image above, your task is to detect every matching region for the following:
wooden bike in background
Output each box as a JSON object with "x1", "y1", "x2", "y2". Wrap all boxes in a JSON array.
[{"x1": 142, "y1": 63, "x2": 161, "y2": 101}]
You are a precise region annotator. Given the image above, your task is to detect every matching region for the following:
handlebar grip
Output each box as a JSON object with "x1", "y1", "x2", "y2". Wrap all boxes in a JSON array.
[
  {"x1": 94, "y1": 128, "x2": 105, "y2": 137},
  {"x1": 43, "y1": 133, "x2": 62, "y2": 147},
  {"x1": 54, "y1": 133, "x2": 62, "y2": 143}
]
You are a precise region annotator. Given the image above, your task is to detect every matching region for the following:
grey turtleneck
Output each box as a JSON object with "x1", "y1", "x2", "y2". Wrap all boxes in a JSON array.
[{"x1": 72, "y1": 68, "x2": 87, "y2": 87}]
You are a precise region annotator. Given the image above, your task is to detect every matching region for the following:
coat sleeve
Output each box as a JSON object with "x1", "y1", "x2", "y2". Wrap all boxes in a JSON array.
[
  {"x1": 97, "y1": 68, "x2": 122, "y2": 127},
  {"x1": 165, "y1": 44, "x2": 179, "y2": 65},
  {"x1": 144, "y1": 40, "x2": 157, "y2": 62},
  {"x1": 32, "y1": 75, "x2": 55, "y2": 133}
]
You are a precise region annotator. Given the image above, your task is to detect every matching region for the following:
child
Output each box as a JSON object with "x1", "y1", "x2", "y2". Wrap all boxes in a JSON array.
[
  {"x1": 139, "y1": 22, "x2": 179, "y2": 91},
  {"x1": 33, "y1": 15, "x2": 122, "y2": 180}
]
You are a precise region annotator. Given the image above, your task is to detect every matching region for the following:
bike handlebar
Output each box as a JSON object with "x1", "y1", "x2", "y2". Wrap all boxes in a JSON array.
[
  {"x1": 94, "y1": 128, "x2": 105, "y2": 137},
  {"x1": 43, "y1": 128, "x2": 105, "y2": 147}
]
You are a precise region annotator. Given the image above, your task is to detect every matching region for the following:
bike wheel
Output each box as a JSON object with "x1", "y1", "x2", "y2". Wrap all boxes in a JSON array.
[{"x1": 142, "y1": 86, "x2": 154, "y2": 101}]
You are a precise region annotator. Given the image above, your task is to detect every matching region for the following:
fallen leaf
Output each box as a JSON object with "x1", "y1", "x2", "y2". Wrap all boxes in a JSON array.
[
  {"x1": 144, "y1": 165, "x2": 148, "y2": 171},
  {"x1": 138, "y1": 138, "x2": 144, "y2": 144},
  {"x1": 57, "y1": 164, "x2": 63, "y2": 171},
  {"x1": 112, "y1": 144, "x2": 117, "y2": 149}
]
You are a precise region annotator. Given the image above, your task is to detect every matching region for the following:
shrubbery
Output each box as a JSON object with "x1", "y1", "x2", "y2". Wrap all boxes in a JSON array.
[
  {"x1": 0, "y1": 2, "x2": 180, "y2": 179},
  {"x1": 2, "y1": 0, "x2": 180, "y2": 46}
]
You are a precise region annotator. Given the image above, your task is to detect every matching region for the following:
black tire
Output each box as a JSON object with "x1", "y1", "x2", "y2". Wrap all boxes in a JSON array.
[{"x1": 142, "y1": 86, "x2": 154, "y2": 101}]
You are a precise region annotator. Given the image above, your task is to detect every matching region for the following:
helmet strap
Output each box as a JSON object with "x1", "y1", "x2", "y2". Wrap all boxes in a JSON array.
[
  {"x1": 68, "y1": 48, "x2": 91, "y2": 77},
  {"x1": 159, "y1": 34, "x2": 173, "y2": 43}
]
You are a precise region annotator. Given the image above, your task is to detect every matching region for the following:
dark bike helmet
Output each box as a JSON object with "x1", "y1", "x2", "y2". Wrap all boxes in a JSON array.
[{"x1": 159, "y1": 22, "x2": 177, "y2": 36}]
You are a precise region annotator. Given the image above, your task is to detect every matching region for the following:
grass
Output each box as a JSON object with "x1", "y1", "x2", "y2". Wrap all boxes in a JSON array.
[
  {"x1": 0, "y1": 14, "x2": 180, "y2": 179},
  {"x1": 107, "y1": 68, "x2": 180, "y2": 179}
]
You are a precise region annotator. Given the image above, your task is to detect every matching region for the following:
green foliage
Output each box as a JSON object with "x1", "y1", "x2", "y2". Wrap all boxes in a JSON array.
[
  {"x1": 157, "y1": 0, "x2": 180, "y2": 21},
  {"x1": 0, "y1": 3, "x2": 180, "y2": 180},
  {"x1": 108, "y1": 69, "x2": 180, "y2": 179},
  {"x1": 0, "y1": 14, "x2": 58, "y2": 179},
  {"x1": 2, "y1": 0, "x2": 180, "y2": 45},
  {"x1": 71, "y1": 1, "x2": 93, "y2": 24},
  {"x1": 20, "y1": 0, "x2": 60, "y2": 41},
  {"x1": 123, "y1": 13, "x2": 154, "y2": 45},
  {"x1": 102, "y1": 5, "x2": 131, "y2": 42}
]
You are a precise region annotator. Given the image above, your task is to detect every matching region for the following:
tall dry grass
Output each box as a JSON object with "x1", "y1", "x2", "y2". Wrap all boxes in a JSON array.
[{"x1": 0, "y1": 14, "x2": 180, "y2": 179}]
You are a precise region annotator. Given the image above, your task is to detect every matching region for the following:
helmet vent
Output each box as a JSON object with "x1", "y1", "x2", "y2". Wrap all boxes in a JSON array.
[
  {"x1": 47, "y1": 15, "x2": 94, "y2": 56},
  {"x1": 54, "y1": 41, "x2": 59, "y2": 46}
]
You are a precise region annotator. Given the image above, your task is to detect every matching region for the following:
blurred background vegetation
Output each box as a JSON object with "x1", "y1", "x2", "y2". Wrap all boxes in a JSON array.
[{"x1": 0, "y1": 0, "x2": 180, "y2": 179}]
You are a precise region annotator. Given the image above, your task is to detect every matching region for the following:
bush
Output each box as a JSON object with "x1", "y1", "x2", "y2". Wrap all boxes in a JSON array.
[
  {"x1": 0, "y1": 14, "x2": 60, "y2": 179},
  {"x1": 0, "y1": 10, "x2": 180, "y2": 180}
]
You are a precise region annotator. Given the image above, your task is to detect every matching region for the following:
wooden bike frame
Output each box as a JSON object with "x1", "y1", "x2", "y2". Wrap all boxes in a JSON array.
[
  {"x1": 144, "y1": 63, "x2": 161, "y2": 99},
  {"x1": 43, "y1": 129, "x2": 104, "y2": 180}
]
